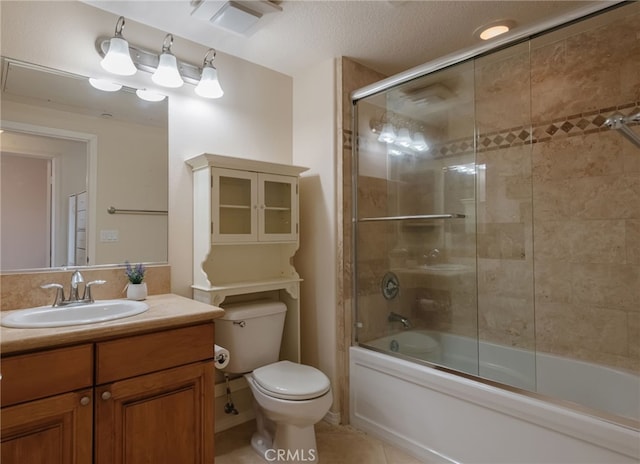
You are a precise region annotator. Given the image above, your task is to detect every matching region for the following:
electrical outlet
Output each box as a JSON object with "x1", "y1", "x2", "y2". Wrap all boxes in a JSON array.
[{"x1": 100, "y1": 229, "x2": 119, "y2": 242}]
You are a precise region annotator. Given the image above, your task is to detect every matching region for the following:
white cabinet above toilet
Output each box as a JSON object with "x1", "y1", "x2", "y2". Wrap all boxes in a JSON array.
[{"x1": 186, "y1": 153, "x2": 308, "y2": 364}]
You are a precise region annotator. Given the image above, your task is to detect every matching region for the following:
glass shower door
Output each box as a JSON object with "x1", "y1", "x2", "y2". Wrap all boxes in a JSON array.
[{"x1": 354, "y1": 61, "x2": 479, "y2": 376}]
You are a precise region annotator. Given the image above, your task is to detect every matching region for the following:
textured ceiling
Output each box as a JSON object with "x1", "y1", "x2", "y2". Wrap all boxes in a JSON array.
[{"x1": 85, "y1": 0, "x2": 607, "y2": 77}]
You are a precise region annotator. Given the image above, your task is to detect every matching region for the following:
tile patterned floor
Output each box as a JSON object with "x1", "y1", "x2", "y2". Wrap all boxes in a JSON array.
[{"x1": 215, "y1": 420, "x2": 426, "y2": 464}]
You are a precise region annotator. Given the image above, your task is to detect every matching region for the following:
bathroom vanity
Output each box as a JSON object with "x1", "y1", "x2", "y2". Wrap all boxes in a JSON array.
[{"x1": 0, "y1": 294, "x2": 223, "y2": 464}]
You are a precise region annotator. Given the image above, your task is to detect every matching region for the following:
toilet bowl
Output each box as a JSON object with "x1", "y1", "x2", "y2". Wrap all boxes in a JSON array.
[
  {"x1": 246, "y1": 361, "x2": 332, "y2": 463},
  {"x1": 215, "y1": 300, "x2": 333, "y2": 463}
]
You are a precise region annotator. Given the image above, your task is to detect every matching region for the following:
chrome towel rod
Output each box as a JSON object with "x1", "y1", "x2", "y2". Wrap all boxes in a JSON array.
[
  {"x1": 359, "y1": 213, "x2": 465, "y2": 222},
  {"x1": 107, "y1": 206, "x2": 168, "y2": 215}
]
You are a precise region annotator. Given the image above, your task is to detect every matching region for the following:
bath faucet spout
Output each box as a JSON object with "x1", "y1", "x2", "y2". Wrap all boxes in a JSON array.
[
  {"x1": 388, "y1": 312, "x2": 412, "y2": 329},
  {"x1": 69, "y1": 270, "x2": 84, "y2": 302}
]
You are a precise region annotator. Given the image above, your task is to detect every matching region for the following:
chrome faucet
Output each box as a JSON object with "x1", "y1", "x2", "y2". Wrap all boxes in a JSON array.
[
  {"x1": 41, "y1": 271, "x2": 106, "y2": 307},
  {"x1": 388, "y1": 311, "x2": 412, "y2": 329},
  {"x1": 70, "y1": 270, "x2": 84, "y2": 302}
]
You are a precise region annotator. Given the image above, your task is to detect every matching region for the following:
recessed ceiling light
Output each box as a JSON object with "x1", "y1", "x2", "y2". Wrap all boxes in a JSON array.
[{"x1": 474, "y1": 20, "x2": 516, "y2": 41}]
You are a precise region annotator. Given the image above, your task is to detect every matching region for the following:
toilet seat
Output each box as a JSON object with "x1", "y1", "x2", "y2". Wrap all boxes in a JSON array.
[{"x1": 252, "y1": 360, "x2": 331, "y2": 400}]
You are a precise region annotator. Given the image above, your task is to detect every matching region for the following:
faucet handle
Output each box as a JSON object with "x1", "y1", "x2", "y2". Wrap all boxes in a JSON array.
[
  {"x1": 41, "y1": 283, "x2": 66, "y2": 307},
  {"x1": 83, "y1": 280, "x2": 107, "y2": 302}
]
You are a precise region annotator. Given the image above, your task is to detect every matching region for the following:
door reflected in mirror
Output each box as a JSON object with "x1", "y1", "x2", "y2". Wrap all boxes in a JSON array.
[{"x1": 0, "y1": 58, "x2": 168, "y2": 271}]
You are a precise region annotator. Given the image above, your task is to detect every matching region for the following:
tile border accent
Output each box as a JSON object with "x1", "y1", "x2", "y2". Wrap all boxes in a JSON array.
[
  {"x1": 438, "y1": 101, "x2": 640, "y2": 158},
  {"x1": 348, "y1": 101, "x2": 639, "y2": 156}
]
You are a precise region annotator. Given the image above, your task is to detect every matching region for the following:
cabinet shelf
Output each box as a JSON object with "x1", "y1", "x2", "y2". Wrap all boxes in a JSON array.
[
  {"x1": 192, "y1": 276, "x2": 302, "y2": 294},
  {"x1": 220, "y1": 204, "x2": 252, "y2": 209}
]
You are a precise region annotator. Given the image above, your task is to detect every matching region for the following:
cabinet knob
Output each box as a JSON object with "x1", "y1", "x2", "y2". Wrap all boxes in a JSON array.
[
  {"x1": 101, "y1": 391, "x2": 112, "y2": 400},
  {"x1": 80, "y1": 396, "x2": 91, "y2": 406}
]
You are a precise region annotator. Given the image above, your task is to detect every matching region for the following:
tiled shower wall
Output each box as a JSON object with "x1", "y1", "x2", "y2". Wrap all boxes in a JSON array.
[
  {"x1": 528, "y1": 8, "x2": 639, "y2": 372},
  {"x1": 352, "y1": 3, "x2": 640, "y2": 375},
  {"x1": 475, "y1": 6, "x2": 640, "y2": 373}
]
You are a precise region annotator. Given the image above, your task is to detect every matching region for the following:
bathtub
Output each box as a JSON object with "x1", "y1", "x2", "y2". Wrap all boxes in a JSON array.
[
  {"x1": 363, "y1": 330, "x2": 640, "y2": 421},
  {"x1": 351, "y1": 332, "x2": 640, "y2": 463}
]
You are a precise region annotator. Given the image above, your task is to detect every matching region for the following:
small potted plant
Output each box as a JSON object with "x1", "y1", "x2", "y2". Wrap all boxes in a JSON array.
[{"x1": 125, "y1": 262, "x2": 147, "y2": 300}]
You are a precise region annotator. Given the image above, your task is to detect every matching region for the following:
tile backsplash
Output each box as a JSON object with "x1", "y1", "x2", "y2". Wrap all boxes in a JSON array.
[{"x1": 1, "y1": 265, "x2": 171, "y2": 311}]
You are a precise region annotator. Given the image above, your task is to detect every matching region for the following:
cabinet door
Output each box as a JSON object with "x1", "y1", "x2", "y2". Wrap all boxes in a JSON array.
[
  {"x1": 212, "y1": 168, "x2": 257, "y2": 243},
  {"x1": 1, "y1": 389, "x2": 93, "y2": 464},
  {"x1": 95, "y1": 361, "x2": 215, "y2": 464},
  {"x1": 258, "y1": 173, "x2": 298, "y2": 242}
]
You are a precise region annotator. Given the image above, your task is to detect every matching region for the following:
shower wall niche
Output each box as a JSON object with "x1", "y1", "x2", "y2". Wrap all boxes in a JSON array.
[{"x1": 353, "y1": 2, "x2": 640, "y2": 422}]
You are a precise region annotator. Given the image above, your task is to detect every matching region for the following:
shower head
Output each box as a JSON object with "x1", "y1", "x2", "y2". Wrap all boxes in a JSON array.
[{"x1": 604, "y1": 112, "x2": 640, "y2": 149}]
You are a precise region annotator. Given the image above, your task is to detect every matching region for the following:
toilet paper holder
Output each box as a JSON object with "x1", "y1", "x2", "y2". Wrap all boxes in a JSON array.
[{"x1": 214, "y1": 344, "x2": 230, "y2": 369}]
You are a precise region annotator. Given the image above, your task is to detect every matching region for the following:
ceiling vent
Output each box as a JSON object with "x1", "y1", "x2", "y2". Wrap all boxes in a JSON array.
[
  {"x1": 191, "y1": 0, "x2": 282, "y2": 36},
  {"x1": 401, "y1": 83, "x2": 453, "y2": 105}
]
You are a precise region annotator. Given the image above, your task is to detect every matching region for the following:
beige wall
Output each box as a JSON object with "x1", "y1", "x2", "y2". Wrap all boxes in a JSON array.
[
  {"x1": 292, "y1": 58, "x2": 338, "y2": 419},
  {"x1": 0, "y1": 155, "x2": 50, "y2": 268}
]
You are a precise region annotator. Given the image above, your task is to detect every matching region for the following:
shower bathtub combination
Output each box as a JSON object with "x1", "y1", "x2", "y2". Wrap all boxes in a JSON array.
[{"x1": 349, "y1": 3, "x2": 640, "y2": 463}]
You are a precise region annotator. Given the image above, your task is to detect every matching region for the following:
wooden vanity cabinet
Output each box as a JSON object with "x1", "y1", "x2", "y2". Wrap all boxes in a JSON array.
[
  {"x1": 1, "y1": 345, "x2": 94, "y2": 464},
  {"x1": 1, "y1": 389, "x2": 94, "y2": 464},
  {"x1": 0, "y1": 323, "x2": 216, "y2": 464},
  {"x1": 94, "y1": 324, "x2": 215, "y2": 464}
]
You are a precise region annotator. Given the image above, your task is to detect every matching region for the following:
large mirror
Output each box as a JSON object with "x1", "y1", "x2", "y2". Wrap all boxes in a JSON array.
[{"x1": 0, "y1": 57, "x2": 168, "y2": 271}]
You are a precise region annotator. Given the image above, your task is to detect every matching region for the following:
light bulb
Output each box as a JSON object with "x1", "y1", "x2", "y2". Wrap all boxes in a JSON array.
[
  {"x1": 195, "y1": 65, "x2": 224, "y2": 99},
  {"x1": 378, "y1": 123, "x2": 396, "y2": 143},
  {"x1": 89, "y1": 78, "x2": 122, "y2": 92},
  {"x1": 412, "y1": 132, "x2": 429, "y2": 152},
  {"x1": 100, "y1": 36, "x2": 136, "y2": 76},
  {"x1": 396, "y1": 128, "x2": 413, "y2": 148},
  {"x1": 136, "y1": 89, "x2": 166, "y2": 102},
  {"x1": 152, "y1": 52, "x2": 184, "y2": 88}
]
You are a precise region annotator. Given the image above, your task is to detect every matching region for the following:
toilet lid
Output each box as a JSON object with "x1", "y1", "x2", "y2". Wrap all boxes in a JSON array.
[{"x1": 252, "y1": 361, "x2": 331, "y2": 400}]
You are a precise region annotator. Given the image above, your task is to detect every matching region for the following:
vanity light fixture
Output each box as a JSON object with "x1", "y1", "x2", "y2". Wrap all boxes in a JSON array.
[
  {"x1": 195, "y1": 49, "x2": 224, "y2": 99},
  {"x1": 371, "y1": 114, "x2": 431, "y2": 153},
  {"x1": 377, "y1": 123, "x2": 397, "y2": 143},
  {"x1": 96, "y1": 16, "x2": 224, "y2": 99},
  {"x1": 100, "y1": 16, "x2": 137, "y2": 76},
  {"x1": 395, "y1": 128, "x2": 413, "y2": 148},
  {"x1": 412, "y1": 132, "x2": 429, "y2": 152},
  {"x1": 89, "y1": 78, "x2": 123, "y2": 92},
  {"x1": 136, "y1": 89, "x2": 166, "y2": 102},
  {"x1": 152, "y1": 34, "x2": 184, "y2": 88}
]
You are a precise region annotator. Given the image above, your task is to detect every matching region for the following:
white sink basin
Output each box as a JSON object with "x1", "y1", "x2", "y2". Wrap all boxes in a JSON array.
[{"x1": 1, "y1": 300, "x2": 149, "y2": 328}]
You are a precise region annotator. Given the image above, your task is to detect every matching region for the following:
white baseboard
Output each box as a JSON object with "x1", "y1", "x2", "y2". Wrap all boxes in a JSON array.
[
  {"x1": 323, "y1": 410, "x2": 341, "y2": 426},
  {"x1": 215, "y1": 409, "x2": 255, "y2": 433}
]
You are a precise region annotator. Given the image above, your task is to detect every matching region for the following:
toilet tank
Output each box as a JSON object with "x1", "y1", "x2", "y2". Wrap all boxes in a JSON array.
[{"x1": 216, "y1": 299, "x2": 287, "y2": 374}]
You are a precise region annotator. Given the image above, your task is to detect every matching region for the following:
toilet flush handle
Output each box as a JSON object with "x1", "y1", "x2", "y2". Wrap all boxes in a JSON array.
[{"x1": 233, "y1": 321, "x2": 246, "y2": 328}]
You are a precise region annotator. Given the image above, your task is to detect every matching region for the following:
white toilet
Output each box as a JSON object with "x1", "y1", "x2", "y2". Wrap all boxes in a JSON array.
[{"x1": 216, "y1": 299, "x2": 332, "y2": 463}]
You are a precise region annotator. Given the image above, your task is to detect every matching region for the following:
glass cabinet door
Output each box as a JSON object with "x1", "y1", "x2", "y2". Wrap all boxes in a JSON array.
[
  {"x1": 258, "y1": 173, "x2": 297, "y2": 242},
  {"x1": 212, "y1": 168, "x2": 257, "y2": 242}
]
